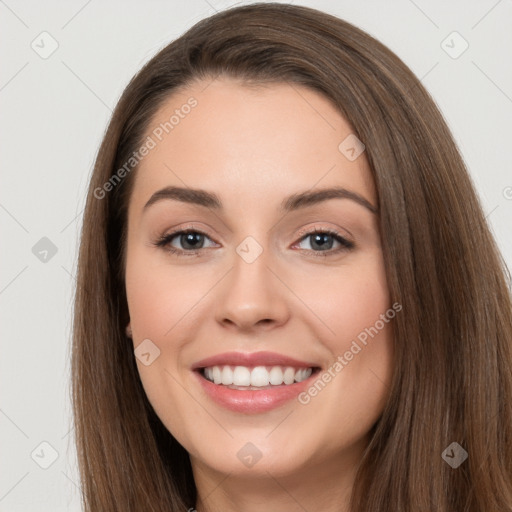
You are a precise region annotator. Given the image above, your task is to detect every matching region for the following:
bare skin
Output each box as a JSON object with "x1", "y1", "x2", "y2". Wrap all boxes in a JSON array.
[{"x1": 124, "y1": 77, "x2": 394, "y2": 512}]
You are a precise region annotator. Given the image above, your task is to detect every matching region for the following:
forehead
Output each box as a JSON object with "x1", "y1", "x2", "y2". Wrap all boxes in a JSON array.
[{"x1": 130, "y1": 77, "x2": 376, "y2": 213}]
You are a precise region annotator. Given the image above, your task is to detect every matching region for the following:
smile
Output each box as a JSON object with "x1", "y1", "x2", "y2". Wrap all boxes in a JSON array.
[
  {"x1": 192, "y1": 351, "x2": 321, "y2": 413},
  {"x1": 202, "y1": 365, "x2": 313, "y2": 388}
]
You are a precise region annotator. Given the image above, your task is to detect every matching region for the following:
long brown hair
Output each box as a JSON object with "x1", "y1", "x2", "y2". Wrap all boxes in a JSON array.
[{"x1": 71, "y1": 3, "x2": 512, "y2": 510}]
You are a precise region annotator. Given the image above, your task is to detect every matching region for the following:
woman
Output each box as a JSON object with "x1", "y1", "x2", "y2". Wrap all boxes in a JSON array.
[{"x1": 71, "y1": 3, "x2": 512, "y2": 511}]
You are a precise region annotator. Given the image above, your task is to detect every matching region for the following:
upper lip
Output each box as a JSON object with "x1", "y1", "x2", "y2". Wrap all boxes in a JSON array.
[{"x1": 191, "y1": 351, "x2": 319, "y2": 370}]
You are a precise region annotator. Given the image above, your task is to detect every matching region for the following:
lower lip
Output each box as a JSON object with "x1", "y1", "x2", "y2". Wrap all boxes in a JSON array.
[{"x1": 194, "y1": 370, "x2": 317, "y2": 414}]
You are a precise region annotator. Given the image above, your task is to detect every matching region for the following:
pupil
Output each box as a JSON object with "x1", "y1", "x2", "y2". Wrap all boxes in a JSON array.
[
  {"x1": 311, "y1": 233, "x2": 332, "y2": 250},
  {"x1": 183, "y1": 233, "x2": 203, "y2": 249}
]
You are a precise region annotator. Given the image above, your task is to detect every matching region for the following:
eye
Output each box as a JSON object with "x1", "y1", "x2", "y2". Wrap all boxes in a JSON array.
[
  {"x1": 153, "y1": 228, "x2": 216, "y2": 257},
  {"x1": 293, "y1": 227, "x2": 355, "y2": 257}
]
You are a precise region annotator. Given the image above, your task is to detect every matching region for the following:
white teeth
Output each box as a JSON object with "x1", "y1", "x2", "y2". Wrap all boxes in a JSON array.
[
  {"x1": 221, "y1": 366, "x2": 233, "y2": 385},
  {"x1": 202, "y1": 365, "x2": 314, "y2": 387},
  {"x1": 212, "y1": 366, "x2": 222, "y2": 385},
  {"x1": 233, "y1": 366, "x2": 251, "y2": 386},
  {"x1": 269, "y1": 366, "x2": 284, "y2": 385},
  {"x1": 301, "y1": 368, "x2": 313, "y2": 381},
  {"x1": 251, "y1": 366, "x2": 270, "y2": 387},
  {"x1": 283, "y1": 367, "x2": 295, "y2": 385}
]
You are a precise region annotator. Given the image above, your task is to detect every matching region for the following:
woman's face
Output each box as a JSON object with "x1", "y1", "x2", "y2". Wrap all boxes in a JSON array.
[{"x1": 125, "y1": 77, "x2": 394, "y2": 484}]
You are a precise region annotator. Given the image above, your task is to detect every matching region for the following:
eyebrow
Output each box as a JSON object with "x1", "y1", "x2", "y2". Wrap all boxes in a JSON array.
[{"x1": 143, "y1": 185, "x2": 378, "y2": 214}]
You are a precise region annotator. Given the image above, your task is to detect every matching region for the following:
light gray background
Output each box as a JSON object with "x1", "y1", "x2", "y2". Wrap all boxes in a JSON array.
[{"x1": 1, "y1": 0, "x2": 511, "y2": 510}]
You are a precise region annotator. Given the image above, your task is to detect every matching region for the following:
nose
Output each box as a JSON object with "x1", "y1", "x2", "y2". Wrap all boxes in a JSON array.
[{"x1": 215, "y1": 246, "x2": 290, "y2": 333}]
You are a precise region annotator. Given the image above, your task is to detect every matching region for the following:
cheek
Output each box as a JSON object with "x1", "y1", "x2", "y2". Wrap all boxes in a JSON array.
[
  {"x1": 296, "y1": 252, "x2": 390, "y2": 351},
  {"x1": 294, "y1": 252, "x2": 394, "y2": 415},
  {"x1": 124, "y1": 251, "x2": 200, "y2": 443},
  {"x1": 124, "y1": 249, "x2": 210, "y2": 406},
  {"x1": 125, "y1": 249, "x2": 202, "y2": 339}
]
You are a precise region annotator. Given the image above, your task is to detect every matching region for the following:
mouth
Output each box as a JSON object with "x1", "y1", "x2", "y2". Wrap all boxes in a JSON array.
[
  {"x1": 191, "y1": 351, "x2": 322, "y2": 413},
  {"x1": 199, "y1": 364, "x2": 319, "y2": 389}
]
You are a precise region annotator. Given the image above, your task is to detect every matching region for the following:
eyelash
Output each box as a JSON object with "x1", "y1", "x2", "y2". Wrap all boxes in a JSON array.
[{"x1": 153, "y1": 226, "x2": 355, "y2": 258}]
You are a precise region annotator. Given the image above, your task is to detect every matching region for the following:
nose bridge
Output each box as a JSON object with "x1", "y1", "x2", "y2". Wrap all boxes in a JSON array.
[
  {"x1": 233, "y1": 235, "x2": 270, "y2": 288},
  {"x1": 215, "y1": 233, "x2": 289, "y2": 329}
]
